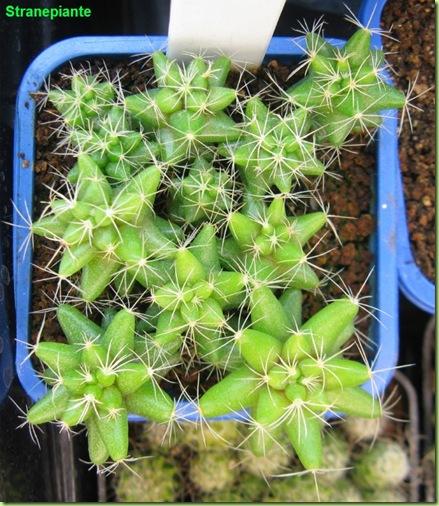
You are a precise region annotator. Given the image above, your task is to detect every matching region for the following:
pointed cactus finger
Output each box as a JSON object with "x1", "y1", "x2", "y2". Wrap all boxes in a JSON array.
[
  {"x1": 199, "y1": 366, "x2": 261, "y2": 418},
  {"x1": 27, "y1": 386, "x2": 70, "y2": 425}
]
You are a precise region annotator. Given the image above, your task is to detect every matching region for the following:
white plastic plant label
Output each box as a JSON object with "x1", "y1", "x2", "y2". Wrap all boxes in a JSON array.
[{"x1": 167, "y1": 0, "x2": 286, "y2": 66}]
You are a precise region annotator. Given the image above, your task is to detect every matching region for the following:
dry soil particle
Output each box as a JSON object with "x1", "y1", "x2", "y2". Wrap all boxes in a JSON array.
[{"x1": 382, "y1": 0, "x2": 435, "y2": 282}]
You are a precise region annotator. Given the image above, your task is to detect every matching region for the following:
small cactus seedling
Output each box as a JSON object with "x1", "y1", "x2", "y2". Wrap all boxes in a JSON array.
[
  {"x1": 269, "y1": 475, "x2": 333, "y2": 502},
  {"x1": 269, "y1": 475, "x2": 363, "y2": 502},
  {"x1": 363, "y1": 488, "x2": 407, "y2": 502},
  {"x1": 223, "y1": 195, "x2": 327, "y2": 291},
  {"x1": 48, "y1": 71, "x2": 115, "y2": 129},
  {"x1": 125, "y1": 52, "x2": 240, "y2": 164},
  {"x1": 26, "y1": 304, "x2": 176, "y2": 466},
  {"x1": 199, "y1": 296, "x2": 382, "y2": 471},
  {"x1": 167, "y1": 156, "x2": 236, "y2": 225},
  {"x1": 342, "y1": 415, "x2": 385, "y2": 442},
  {"x1": 180, "y1": 420, "x2": 242, "y2": 450},
  {"x1": 149, "y1": 224, "x2": 247, "y2": 366},
  {"x1": 328, "y1": 479, "x2": 363, "y2": 502},
  {"x1": 68, "y1": 106, "x2": 161, "y2": 183},
  {"x1": 239, "y1": 440, "x2": 291, "y2": 478},
  {"x1": 31, "y1": 156, "x2": 174, "y2": 301},
  {"x1": 202, "y1": 473, "x2": 269, "y2": 502},
  {"x1": 286, "y1": 26, "x2": 406, "y2": 147},
  {"x1": 220, "y1": 97, "x2": 326, "y2": 194},
  {"x1": 143, "y1": 422, "x2": 182, "y2": 453},
  {"x1": 352, "y1": 439, "x2": 410, "y2": 490},
  {"x1": 319, "y1": 431, "x2": 350, "y2": 483},
  {"x1": 49, "y1": 72, "x2": 159, "y2": 183}
]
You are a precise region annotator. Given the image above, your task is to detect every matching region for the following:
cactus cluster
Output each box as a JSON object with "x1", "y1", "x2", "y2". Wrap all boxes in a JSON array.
[
  {"x1": 25, "y1": 20, "x2": 405, "y2": 475},
  {"x1": 114, "y1": 422, "x2": 409, "y2": 502},
  {"x1": 198, "y1": 294, "x2": 380, "y2": 471},
  {"x1": 287, "y1": 27, "x2": 406, "y2": 146},
  {"x1": 27, "y1": 305, "x2": 175, "y2": 465},
  {"x1": 125, "y1": 52, "x2": 240, "y2": 164}
]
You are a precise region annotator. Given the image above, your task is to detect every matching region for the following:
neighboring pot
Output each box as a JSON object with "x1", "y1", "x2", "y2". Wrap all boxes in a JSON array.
[{"x1": 359, "y1": 0, "x2": 435, "y2": 314}]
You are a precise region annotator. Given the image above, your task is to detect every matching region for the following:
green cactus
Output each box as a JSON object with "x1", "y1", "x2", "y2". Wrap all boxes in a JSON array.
[
  {"x1": 363, "y1": 488, "x2": 407, "y2": 502},
  {"x1": 239, "y1": 442, "x2": 291, "y2": 477},
  {"x1": 48, "y1": 72, "x2": 115, "y2": 129},
  {"x1": 352, "y1": 440, "x2": 410, "y2": 490},
  {"x1": 222, "y1": 196, "x2": 326, "y2": 291},
  {"x1": 268, "y1": 475, "x2": 363, "y2": 502},
  {"x1": 26, "y1": 305, "x2": 175, "y2": 465},
  {"x1": 168, "y1": 156, "x2": 235, "y2": 225},
  {"x1": 329, "y1": 479, "x2": 363, "y2": 502},
  {"x1": 268, "y1": 475, "x2": 334, "y2": 502},
  {"x1": 199, "y1": 295, "x2": 381, "y2": 471},
  {"x1": 143, "y1": 422, "x2": 182, "y2": 453},
  {"x1": 342, "y1": 415, "x2": 385, "y2": 442},
  {"x1": 319, "y1": 432, "x2": 350, "y2": 483},
  {"x1": 200, "y1": 489, "x2": 247, "y2": 503},
  {"x1": 125, "y1": 52, "x2": 240, "y2": 164},
  {"x1": 220, "y1": 97, "x2": 325, "y2": 194},
  {"x1": 116, "y1": 456, "x2": 178, "y2": 502},
  {"x1": 287, "y1": 27, "x2": 406, "y2": 147},
  {"x1": 190, "y1": 450, "x2": 236, "y2": 493},
  {"x1": 31, "y1": 155, "x2": 166, "y2": 301},
  {"x1": 202, "y1": 473, "x2": 269, "y2": 502},
  {"x1": 68, "y1": 106, "x2": 160, "y2": 183},
  {"x1": 149, "y1": 224, "x2": 246, "y2": 366}
]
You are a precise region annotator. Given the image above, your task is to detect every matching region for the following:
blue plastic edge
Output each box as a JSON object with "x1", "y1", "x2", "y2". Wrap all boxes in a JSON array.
[
  {"x1": 359, "y1": 0, "x2": 435, "y2": 314},
  {"x1": 13, "y1": 34, "x2": 399, "y2": 423}
]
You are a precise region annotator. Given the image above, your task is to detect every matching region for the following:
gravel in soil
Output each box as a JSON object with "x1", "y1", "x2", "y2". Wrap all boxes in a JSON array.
[
  {"x1": 382, "y1": 0, "x2": 435, "y2": 282},
  {"x1": 31, "y1": 58, "x2": 374, "y2": 395}
]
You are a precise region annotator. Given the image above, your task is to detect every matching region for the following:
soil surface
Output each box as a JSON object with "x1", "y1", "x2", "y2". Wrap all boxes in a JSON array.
[
  {"x1": 31, "y1": 58, "x2": 374, "y2": 393},
  {"x1": 382, "y1": 0, "x2": 435, "y2": 282}
]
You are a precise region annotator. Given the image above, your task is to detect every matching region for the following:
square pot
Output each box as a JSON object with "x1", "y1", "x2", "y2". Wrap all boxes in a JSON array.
[{"x1": 12, "y1": 34, "x2": 400, "y2": 421}]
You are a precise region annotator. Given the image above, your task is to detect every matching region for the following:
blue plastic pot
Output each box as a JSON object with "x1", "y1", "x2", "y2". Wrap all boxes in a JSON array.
[
  {"x1": 359, "y1": 0, "x2": 435, "y2": 314},
  {"x1": 13, "y1": 35, "x2": 399, "y2": 422}
]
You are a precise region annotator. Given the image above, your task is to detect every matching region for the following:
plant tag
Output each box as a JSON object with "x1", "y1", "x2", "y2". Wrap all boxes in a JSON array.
[{"x1": 167, "y1": 0, "x2": 286, "y2": 66}]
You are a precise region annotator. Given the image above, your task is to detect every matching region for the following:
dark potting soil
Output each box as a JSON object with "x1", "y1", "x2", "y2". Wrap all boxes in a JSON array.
[
  {"x1": 30, "y1": 57, "x2": 374, "y2": 397},
  {"x1": 382, "y1": 0, "x2": 435, "y2": 282}
]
